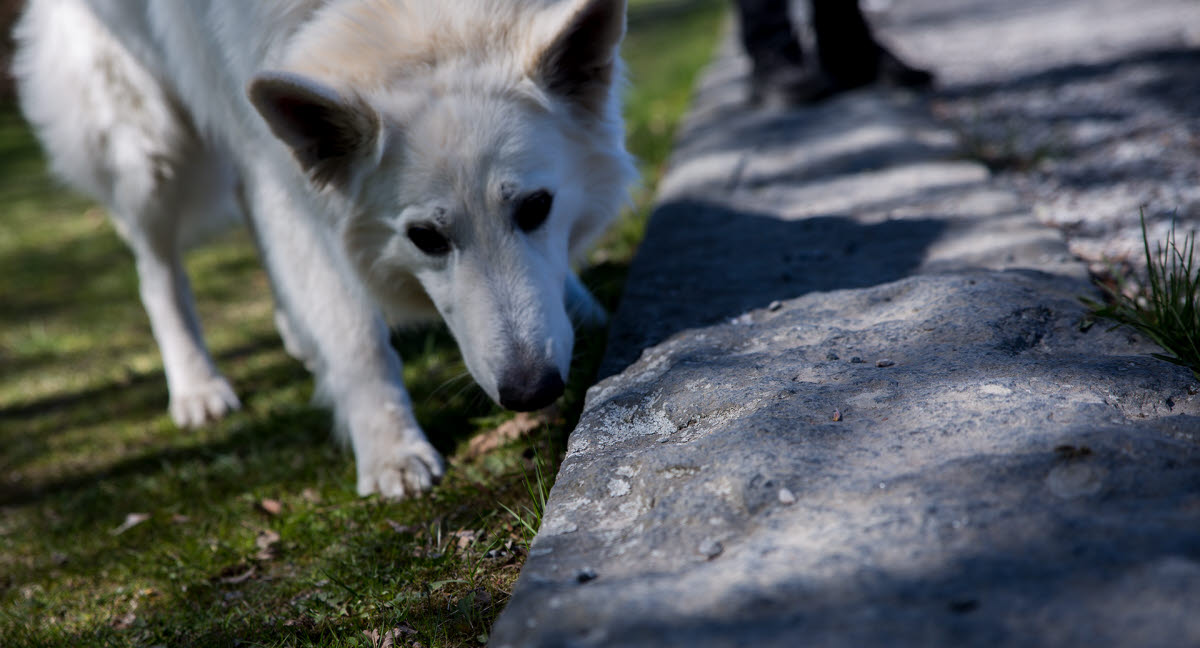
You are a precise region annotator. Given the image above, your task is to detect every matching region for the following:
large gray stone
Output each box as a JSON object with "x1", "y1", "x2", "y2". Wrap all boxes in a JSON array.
[
  {"x1": 490, "y1": 2, "x2": 1200, "y2": 645},
  {"x1": 498, "y1": 272, "x2": 1199, "y2": 647}
]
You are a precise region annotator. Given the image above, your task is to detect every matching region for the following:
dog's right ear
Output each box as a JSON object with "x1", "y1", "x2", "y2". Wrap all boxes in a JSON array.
[
  {"x1": 533, "y1": 0, "x2": 627, "y2": 116},
  {"x1": 248, "y1": 72, "x2": 381, "y2": 188}
]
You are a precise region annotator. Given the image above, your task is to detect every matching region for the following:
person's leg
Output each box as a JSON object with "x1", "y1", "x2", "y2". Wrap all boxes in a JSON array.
[
  {"x1": 736, "y1": 0, "x2": 805, "y2": 74},
  {"x1": 735, "y1": 0, "x2": 834, "y2": 105},
  {"x1": 810, "y1": 0, "x2": 933, "y2": 90}
]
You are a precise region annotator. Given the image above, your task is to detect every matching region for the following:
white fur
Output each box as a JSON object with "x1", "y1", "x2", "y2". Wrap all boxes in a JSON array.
[{"x1": 12, "y1": 0, "x2": 635, "y2": 498}]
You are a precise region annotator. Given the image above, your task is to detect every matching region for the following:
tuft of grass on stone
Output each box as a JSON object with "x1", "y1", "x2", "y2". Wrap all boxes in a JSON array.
[{"x1": 1084, "y1": 212, "x2": 1200, "y2": 380}]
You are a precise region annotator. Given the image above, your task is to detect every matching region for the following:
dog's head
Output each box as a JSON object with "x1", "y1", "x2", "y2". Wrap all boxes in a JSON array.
[{"x1": 248, "y1": 0, "x2": 634, "y2": 411}]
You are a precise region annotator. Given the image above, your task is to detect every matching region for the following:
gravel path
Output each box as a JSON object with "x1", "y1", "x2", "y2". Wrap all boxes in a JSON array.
[{"x1": 882, "y1": 0, "x2": 1200, "y2": 274}]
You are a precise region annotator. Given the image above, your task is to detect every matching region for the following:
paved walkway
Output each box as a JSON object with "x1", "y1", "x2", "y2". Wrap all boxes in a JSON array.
[{"x1": 491, "y1": 1, "x2": 1200, "y2": 646}]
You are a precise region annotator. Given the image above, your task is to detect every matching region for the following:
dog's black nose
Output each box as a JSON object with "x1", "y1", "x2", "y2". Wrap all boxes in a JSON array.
[{"x1": 498, "y1": 365, "x2": 565, "y2": 411}]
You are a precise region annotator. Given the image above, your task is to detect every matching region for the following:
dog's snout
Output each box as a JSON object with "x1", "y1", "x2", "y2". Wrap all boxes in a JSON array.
[{"x1": 497, "y1": 364, "x2": 565, "y2": 412}]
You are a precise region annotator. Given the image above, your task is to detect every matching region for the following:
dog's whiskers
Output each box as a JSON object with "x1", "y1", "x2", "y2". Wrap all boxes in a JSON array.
[{"x1": 428, "y1": 369, "x2": 472, "y2": 400}]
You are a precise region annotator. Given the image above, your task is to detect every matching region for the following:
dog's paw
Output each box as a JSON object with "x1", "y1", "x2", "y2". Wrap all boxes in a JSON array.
[
  {"x1": 169, "y1": 377, "x2": 241, "y2": 428},
  {"x1": 356, "y1": 437, "x2": 445, "y2": 499}
]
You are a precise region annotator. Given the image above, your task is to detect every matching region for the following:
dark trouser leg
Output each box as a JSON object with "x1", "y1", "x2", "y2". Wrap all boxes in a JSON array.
[
  {"x1": 736, "y1": 0, "x2": 838, "y2": 104},
  {"x1": 811, "y1": 0, "x2": 934, "y2": 89},
  {"x1": 736, "y1": 0, "x2": 805, "y2": 73},
  {"x1": 810, "y1": 0, "x2": 879, "y2": 87}
]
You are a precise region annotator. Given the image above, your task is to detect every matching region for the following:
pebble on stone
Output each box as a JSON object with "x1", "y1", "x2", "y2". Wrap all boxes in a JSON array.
[
  {"x1": 826, "y1": 352, "x2": 839, "y2": 361},
  {"x1": 698, "y1": 539, "x2": 723, "y2": 560},
  {"x1": 768, "y1": 300, "x2": 783, "y2": 311},
  {"x1": 778, "y1": 488, "x2": 796, "y2": 505},
  {"x1": 876, "y1": 359, "x2": 896, "y2": 368},
  {"x1": 850, "y1": 356, "x2": 864, "y2": 363}
]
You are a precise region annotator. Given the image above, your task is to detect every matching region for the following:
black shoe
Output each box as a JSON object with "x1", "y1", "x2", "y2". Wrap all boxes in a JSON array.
[
  {"x1": 748, "y1": 65, "x2": 839, "y2": 108},
  {"x1": 877, "y1": 47, "x2": 935, "y2": 90}
]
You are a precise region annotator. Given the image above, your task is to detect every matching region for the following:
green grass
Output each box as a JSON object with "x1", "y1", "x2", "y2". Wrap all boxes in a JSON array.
[
  {"x1": 1084, "y1": 213, "x2": 1200, "y2": 381},
  {"x1": 0, "y1": 2, "x2": 727, "y2": 646},
  {"x1": 497, "y1": 446, "x2": 551, "y2": 550}
]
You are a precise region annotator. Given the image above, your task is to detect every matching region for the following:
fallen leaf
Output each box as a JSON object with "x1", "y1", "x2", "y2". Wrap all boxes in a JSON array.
[
  {"x1": 451, "y1": 529, "x2": 478, "y2": 550},
  {"x1": 465, "y1": 411, "x2": 552, "y2": 458},
  {"x1": 255, "y1": 529, "x2": 282, "y2": 561},
  {"x1": 111, "y1": 611, "x2": 137, "y2": 630},
  {"x1": 110, "y1": 513, "x2": 150, "y2": 535},
  {"x1": 364, "y1": 625, "x2": 417, "y2": 648},
  {"x1": 218, "y1": 566, "x2": 256, "y2": 584},
  {"x1": 171, "y1": 514, "x2": 190, "y2": 524},
  {"x1": 258, "y1": 499, "x2": 283, "y2": 516},
  {"x1": 301, "y1": 488, "x2": 320, "y2": 503}
]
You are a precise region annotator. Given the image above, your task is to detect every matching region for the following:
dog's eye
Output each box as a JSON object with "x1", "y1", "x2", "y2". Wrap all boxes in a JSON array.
[
  {"x1": 406, "y1": 225, "x2": 451, "y2": 256},
  {"x1": 514, "y1": 190, "x2": 553, "y2": 232}
]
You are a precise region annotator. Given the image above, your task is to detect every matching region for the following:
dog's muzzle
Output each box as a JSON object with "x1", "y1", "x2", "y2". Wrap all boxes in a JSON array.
[{"x1": 497, "y1": 363, "x2": 565, "y2": 411}]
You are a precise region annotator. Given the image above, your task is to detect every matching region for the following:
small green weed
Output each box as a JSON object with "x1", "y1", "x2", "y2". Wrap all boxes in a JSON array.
[
  {"x1": 1084, "y1": 212, "x2": 1200, "y2": 380},
  {"x1": 498, "y1": 446, "x2": 551, "y2": 549}
]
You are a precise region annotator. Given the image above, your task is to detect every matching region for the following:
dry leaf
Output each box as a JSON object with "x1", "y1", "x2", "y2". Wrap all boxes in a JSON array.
[
  {"x1": 218, "y1": 566, "x2": 256, "y2": 585},
  {"x1": 301, "y1": 488, "x2": 320, "y2": 503},
  {"x1": 110, "y1": 513, "x2": 150, "y2": 535},
  {"x1": 364, "y1": 625, "x2": 418, "y2": 648},
  {"x1": 255, "y1": 529, "x2": 281, "y2": 561},
  {"x1": 451, "y1": 529, "x2": 478, "y2": 550},
  {"x1": 465, "y1": 411, "x2": 551, "y2": 458},
  {"x1": 258, "y1": 499, "x2": 283, "y2": 516},
  {"x1": 171, "y1": 514, "x2": 190, "y2": 524},
  {"x1": 111, "y1": 611, "x2": 137, "y2": 630}
]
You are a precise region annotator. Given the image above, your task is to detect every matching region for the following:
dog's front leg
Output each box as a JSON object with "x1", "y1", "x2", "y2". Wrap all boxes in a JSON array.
[
  {"x1": 244, "y1": 163, "x2": 443, "y2": 498},
  {"x1": 566, "y1": 272, "x2": 608, "y2": 328}
]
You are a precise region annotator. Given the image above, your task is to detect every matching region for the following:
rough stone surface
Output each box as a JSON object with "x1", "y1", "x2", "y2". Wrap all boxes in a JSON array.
[{"x1": 491, "y1": 1, "x2": 1200, "y2": 646}]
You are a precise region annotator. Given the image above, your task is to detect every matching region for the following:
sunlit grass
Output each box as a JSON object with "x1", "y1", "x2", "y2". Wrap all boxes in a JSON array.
[
  {"x1": 1084, "y1": 213, "x2": 1200, "y2": 381},
  {"x1": 0, "y1": 1, "x2": 727, "y2": 645}
]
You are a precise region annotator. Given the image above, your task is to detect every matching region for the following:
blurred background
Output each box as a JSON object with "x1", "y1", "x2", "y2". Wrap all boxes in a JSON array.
[{"x1": 0, "y1": 0, "x2": 19, "y2": 99}]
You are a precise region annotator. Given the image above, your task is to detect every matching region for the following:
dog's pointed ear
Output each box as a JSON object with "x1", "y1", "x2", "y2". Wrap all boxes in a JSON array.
[
  {"x1": 248, "y1": 72, "x2": 381, "y2": 188},
  {"x1": 533, "y1": 0, "x2": 626, "y2": 115}
]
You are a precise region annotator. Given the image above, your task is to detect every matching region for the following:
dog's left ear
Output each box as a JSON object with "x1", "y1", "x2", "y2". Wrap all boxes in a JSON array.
[
  {"x1": 248, "y1": 72, "x2": 381, "y2": 188},
  {"x1": 533, "y1": 0, "x2": 627, "y2": 115}
]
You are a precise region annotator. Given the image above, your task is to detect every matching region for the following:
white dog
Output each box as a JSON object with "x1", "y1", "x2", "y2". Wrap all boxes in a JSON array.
[{"x1": 12, "y1": 0, "x2": 634, "y2": 498}]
